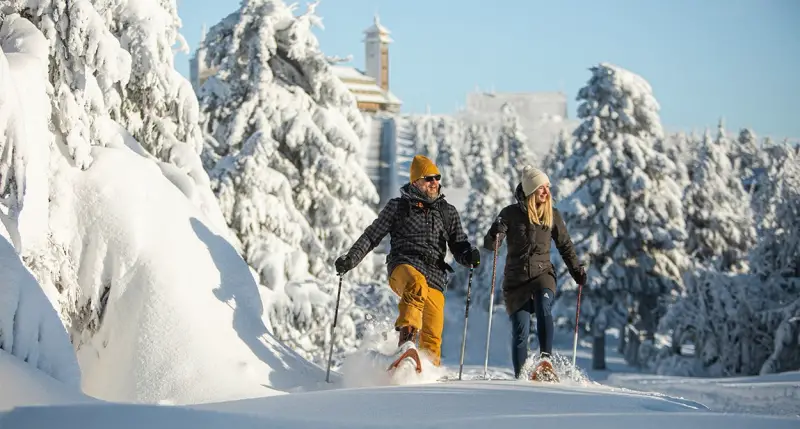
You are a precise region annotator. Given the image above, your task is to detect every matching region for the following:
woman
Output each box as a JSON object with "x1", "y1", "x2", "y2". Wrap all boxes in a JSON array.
[{"x1": 483, "y1": 165, "x2": 586, "y2": 379}]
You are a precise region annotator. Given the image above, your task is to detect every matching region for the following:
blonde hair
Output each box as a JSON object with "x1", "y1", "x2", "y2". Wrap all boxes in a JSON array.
[{"x1": 527, "y1": 192, "x2": 553, "y2": 229}]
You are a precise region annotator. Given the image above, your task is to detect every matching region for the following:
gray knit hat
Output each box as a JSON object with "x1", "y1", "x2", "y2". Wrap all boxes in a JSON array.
[{"x1": 521, "y1": 165, "x2": 550, "y2": 196}]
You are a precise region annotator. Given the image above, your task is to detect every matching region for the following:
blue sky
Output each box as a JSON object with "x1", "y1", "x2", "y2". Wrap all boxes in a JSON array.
[{"x1": 175, "y1": 0, "x2": 799, "y2": 140}]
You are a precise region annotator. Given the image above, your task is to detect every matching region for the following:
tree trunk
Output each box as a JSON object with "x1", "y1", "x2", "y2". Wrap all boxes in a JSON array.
[{"x1": 592, "y1": 333, "x2": 606, "y2": 370}]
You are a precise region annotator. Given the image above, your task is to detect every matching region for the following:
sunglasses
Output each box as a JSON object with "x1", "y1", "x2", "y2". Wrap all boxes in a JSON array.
[{"x1": 423, "y1": 175, "x2": 442, "y2": 182}]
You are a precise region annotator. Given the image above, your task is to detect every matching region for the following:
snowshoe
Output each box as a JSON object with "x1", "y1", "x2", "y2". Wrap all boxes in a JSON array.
[
  {"x1": 387, "y1": 326, "x2": 423, "y2": 379},
  {"x1": 530, "y1": 357, "x2": 559, "y2": 383},
  {"x1": 387, "y1": 342, "x2": 423, "y2": 374}
]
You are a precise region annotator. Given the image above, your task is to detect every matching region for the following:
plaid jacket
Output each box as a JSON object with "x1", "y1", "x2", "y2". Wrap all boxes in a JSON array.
[{"x1": 346, "y1": 184, "x2": 474, "y2": 292}]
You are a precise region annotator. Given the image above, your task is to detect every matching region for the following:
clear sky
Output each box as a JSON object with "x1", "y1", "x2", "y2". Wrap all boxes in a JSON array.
[{"x1": 174, "y1": 0, "x2": 799, "y2": 140}]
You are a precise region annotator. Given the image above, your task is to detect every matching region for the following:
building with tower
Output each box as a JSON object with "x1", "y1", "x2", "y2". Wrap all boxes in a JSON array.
[{"x1": 331, "y1": 15, "x2": 401, "y2": 114}]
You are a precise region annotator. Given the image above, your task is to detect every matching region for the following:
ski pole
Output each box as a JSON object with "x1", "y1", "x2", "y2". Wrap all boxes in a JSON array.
[
  {"x1": 326, "y1": 274, "x2": 344, "y2": 383},
  {"x1": 458, "y1": 266, "x2": 475, "y2": 381},
  {"x1": 571, "y1": 276, "x2": 585, "y2": 370},
  {"x1": 483, "y1": 237, "x2": 500, "y2": 379}
]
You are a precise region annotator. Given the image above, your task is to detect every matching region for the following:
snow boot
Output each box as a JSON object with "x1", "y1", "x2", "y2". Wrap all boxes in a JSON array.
[
  {"x1": 387, "y1": 326, "x2": 422, "y2": 375},
  {"x1": 530, "y1": 352, "x2": 559, "y2": 383}
]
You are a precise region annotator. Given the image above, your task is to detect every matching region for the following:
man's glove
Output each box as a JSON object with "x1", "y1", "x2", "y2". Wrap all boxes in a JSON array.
[
  {"x1": 575, "y1": 265, "x2": 587, "y2": 285},
  {"x1": 335, "y1": 254, "x2": 354, "y2": 275},
  {"x1": 466, "y1": 247, "x2": 481, "y2": 267}
]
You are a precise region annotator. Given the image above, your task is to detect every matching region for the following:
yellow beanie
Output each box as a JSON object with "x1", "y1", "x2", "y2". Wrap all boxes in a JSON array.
[{"x1": 409, "y1": 155, "x2": 440, "y2": 183}]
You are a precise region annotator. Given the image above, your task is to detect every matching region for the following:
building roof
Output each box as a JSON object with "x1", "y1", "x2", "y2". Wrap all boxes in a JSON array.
[
  {"x1": 331, "y1": 65, "x2": 401, "y2": 106},
  {"x1": 363, "y1": 15, "x2": 393, "y2": 43}
]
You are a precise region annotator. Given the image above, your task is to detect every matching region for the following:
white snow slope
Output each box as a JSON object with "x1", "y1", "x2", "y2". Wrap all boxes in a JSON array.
[
  {"x1": 49, "y1": 146, "x2": 326, "y2": 404},
  {"x1": 1, "y1": 372, "x2": 797, "y2": 429}
]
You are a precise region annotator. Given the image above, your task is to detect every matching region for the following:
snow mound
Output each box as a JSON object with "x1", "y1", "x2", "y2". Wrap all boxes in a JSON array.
[
  {"x1": 0, "y1": 350, "x2": 95, "y2": 412},
  {"x1": 0, "y1": 231, "x2": 80, "y2": 387},
  {"x1": 49, "y1": 146, "x2": 327, "y2": 404}
]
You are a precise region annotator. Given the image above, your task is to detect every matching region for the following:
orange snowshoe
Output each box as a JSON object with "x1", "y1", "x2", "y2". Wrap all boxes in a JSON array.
[
  {"x1": 387, "y1": 326, "x2": 423, "y2": 375},
  {"x1": 530, "y1": 360, "x2": 559, "y2": 383},
  {"x1": 387, "y1": 347, "x2": 422, "y2": 374}
]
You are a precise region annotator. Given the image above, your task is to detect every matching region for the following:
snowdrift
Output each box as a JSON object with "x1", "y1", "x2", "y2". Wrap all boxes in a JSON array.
[
  {"x1": 0, "y1": 227, "x2": 80, "y2": 388},
  {"x1": 49, "y1": 146, "x2": 327, "y2": 404},
  {"x1": 0, "y1": 350, "x2": 96, "y2": 412},
  {"x1": 3, "y1": 379, "x2": 797, "y2": 429}
]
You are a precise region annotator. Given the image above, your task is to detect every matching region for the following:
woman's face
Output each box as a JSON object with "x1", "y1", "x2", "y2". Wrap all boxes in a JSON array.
[{"x1": 534, "y1": 184, "x2": 550, "y2": 203}]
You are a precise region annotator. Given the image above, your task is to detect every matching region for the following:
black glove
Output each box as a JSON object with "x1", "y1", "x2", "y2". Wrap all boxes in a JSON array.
[
  {"x1": 574, "y1": 265, "x2": 587, "y2": 285},
  {"x1": 466, "y1": 247, "x2": 481, "y2": 267},
  {"x1": 335, "y1": 254, "x2": 354, "y2": 275},
  {"x1": 492, "y1": 217, "x2": 508, "y2": 235}
]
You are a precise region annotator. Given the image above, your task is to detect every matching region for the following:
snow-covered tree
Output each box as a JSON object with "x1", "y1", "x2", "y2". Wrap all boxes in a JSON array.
[
  {"x1": 196, "y1": 0, "x2": 386, "y2": 363},
  {"x1": 544, "y1": 129, "x2": 573, "y2": 201},
  {"x1": 408, "y1": 115, "x2": 438, "y2": 160},
  {"x1": 735, "y1": 128, "x2": 763, "y2": 182},
  {"x1": 0, "y1": 15, "x2": 81, "y2": 386},
  {"x1": 555, "y1": 63, "x2": 688, "y2": 367},
  {"x1": 495, "y1": 103, "x2": 535, "y2": 192},
  {"x1": 0, "y1": 0, "x2": 237, "y2": 343},
  {"x1": 463, "y1": 125, "x2": 509, "y2": 244},
  {"x1": 655, "y1": 149, "x2": 799, "y2": 377},
  {"x1": 0, "y1": 35, "x2": 27, "y2": 250},
  {"x1": 199, "y1": 0, "x2": 379, "y2": 279},
  {"x1": 435, "y1": 117, "x2": 469, "y2": 188},
  {"x1": 1, "y1": 0, "x2": 229, "y2": 237},
  {"x1": 654, "y1": 132, "x2": 691, "y2": 191},
  {"x1": 684, "y1": 129, "x2": 756, "y2": 272},
  {"x1": 454, "y1": 124, "x2": 510, "y2": 308}
]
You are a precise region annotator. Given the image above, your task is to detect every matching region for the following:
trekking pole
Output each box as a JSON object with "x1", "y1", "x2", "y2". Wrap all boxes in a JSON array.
[
  {"x1": 458, "y1": 266, "x2": 475, "y2": 381},
  {"x1": 483, "y1": 237, "x2": 500, "y2": 379},
  {"x1": 571, "y1": 277, "x2": 585, "y2": 370},
  {"x1": 326, "y1": 274, "x2": 344, "y2": 383}
]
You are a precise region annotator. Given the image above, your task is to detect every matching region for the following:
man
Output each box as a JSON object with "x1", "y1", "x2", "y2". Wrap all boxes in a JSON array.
[{"x1": 335, "y1": 155, "x2": 480, "y2": 368}]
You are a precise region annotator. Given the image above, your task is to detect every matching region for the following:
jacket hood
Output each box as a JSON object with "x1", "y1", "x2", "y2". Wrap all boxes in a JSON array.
[{"x1": 514, "y1": 183, "x2": 527, "y2": 212}]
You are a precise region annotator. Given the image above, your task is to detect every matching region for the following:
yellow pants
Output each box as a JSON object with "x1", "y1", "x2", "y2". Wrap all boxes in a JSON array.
[{"x1": 389, "y1": 264, "x2": 445, "y2": 366}]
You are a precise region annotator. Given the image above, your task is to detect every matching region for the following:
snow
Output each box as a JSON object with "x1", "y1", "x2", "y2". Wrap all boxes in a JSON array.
[
  {"x1": 0, "y1": 350, "x2": 94, "y2": 412},
  {"x1": 0, "y1": 229, "x2": 80, "y2": 387},
  {"x1": 47, "y1": 146, "x2": 325, "y2": 404},
  {"x1": 0, "y1": 1, "x2": 798, "y2": 428},
  {"x1": 2, "y1": 326, "x2": 799, "y2": 428}
]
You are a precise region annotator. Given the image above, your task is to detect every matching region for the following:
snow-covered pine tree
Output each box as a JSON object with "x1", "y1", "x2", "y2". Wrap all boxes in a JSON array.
[
  {"x1": 684, "y1": 128, "x2": 756, "y2": 272},
  {"x1": 555, "y1": 63, "x2": 688, "y2": 368},
  {"x1": 543, "y1": 129, "x2": 573, "y2": 201},
  {"x1": 450, "y1": 123, "x2": 509, "y2": 308},
  {"x1": 463, "y1": 124, "x2": 510, "y2": 245},
  {"x1": 196, "y1": 0, "x2": 385, "y2": 364},
  {"x1": 751, "y1": 155, "x2": 800, "y2": 375},
  {"x1": 655, "y1": 158, "x2": 799, "y2": 377},
  {"x1": 654, "y1": 132, "x2": 691, "y2": 191},
  {"x1": 495, "y1": 103, "x2": 535, "y2": 193},
  {"x1": 3, "y1": 0, "x2": 230, "y2": 236},
  {"x1": 0, "y1": 35, "x2": 27, "y2": 250},
  {"x1": 0, "y1": 1, "x2": 235, "y2": 351},
  {"x1": 199, "y1": 0, "x2": 379, "y2": 279},
  {"x1": 735, "y1": 127, "x2": 763, "y2": 184},
  {"x1": 409, "y1": 115, "x2": 438, "y2": 160},
  {"x1": 434, "y1": 117, "x2": 469, "y2": 188}
]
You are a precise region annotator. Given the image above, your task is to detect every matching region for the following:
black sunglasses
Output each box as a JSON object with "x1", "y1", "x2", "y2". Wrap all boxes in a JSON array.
[{"x1": 423, "y1": 175, "x2": 442, "y2": 182}]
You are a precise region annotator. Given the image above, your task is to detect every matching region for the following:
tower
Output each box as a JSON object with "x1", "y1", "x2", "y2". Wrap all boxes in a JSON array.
[{"x1": 363, "y1": 15, "x2": 392, "y2": 92}]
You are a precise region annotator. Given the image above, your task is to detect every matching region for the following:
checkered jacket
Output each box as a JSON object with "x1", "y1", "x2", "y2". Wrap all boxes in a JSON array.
[{"x1": 346, "y1": 184, "x2": 474, "y2": 292}]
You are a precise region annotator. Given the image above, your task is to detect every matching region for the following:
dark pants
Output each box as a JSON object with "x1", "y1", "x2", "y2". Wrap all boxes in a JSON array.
[{"x1": 509, "y1": 287, "x2": 554, "y2": 378}]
